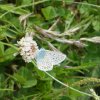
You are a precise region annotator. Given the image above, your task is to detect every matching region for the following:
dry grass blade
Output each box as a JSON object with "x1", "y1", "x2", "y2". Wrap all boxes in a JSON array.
[
  {"x1": 80, "y1": 37, "x2": 100, "y2": 43},
  {"x1": 33, "y1": 25, "x2": 87, "y2": 48}
]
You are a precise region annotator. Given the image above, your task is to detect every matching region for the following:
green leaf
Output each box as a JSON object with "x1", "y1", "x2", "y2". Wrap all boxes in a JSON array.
[
  {"x1": 0, "y1": 43, "x2": 4, "y2": 62},
  {"x1": 0, "y1": 25, "x2": 9, "y2": 40},
  {"x1": 14, "y1": 73, "x2": 26, "y2": 84},
  {"x1": 64, "y1": 0, "x2": 74, "y2": 4},
  {"x1": 37, "y1": 80, "x2": 52, "y2": 92},
  {"x1": 41, "y1": 6, "x2": 58, "y2": 20},
  {"x1": 0, "y1": 74, "x2": 5, "y2": 88},
  {"x1": 22, "y1": 0, "x2": 32, "y2": 5},
  {"x1": 92, "y1": 17, "x2": 100, "y2": 31},
  {"x1": 0, "y1": 74, "x2": 5, "y2": 97},
  {"x1": 4, "y1": 47, "x2": 17, "y2": 61},
  {"x1": 0, "y1": 4, "x2": 29, "y2": 15},
  {"x1": 34, "y1": 66, "x2": 46, "y2": 79},
  {"x1": 14, "y1": 8, "x2": 29, "y2": 15},
  {"x1": 59, "y1": 96, "x2": 72, "y2": 100},
  {"x1": 14, "y1": 67, "x2": 37, "y2": 88},
  {"x1": 17, "y1": 67, "x2": 32, "y2": 80},
  {"x1": 92, "y1": 66, "x2": 100, "y2": 78},
  {"x1": 23, "y1": 79, "x2": 37, "y2": 88},
  {"x1": 78, "y1": 3, "x2": 91, "y2": 16},
  {"x1": 0, "y1": 4, "x2": 15, "y2": 11},
  {"x1": 56, "y1": 8, "x2": 65, "y2": 17},
  {"x1": 0, "y1": 42, "x2": 4, "y2": 56}
]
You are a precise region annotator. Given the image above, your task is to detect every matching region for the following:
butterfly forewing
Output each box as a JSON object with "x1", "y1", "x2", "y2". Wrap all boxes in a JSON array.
[{"x1": 46, "y1": 50, "x2": 66, "y2": 65}]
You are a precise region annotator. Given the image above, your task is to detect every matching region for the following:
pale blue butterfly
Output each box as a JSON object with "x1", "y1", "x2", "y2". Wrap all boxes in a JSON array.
[{"x1": 35, "y1": 48, "x2": 66, "y2": 71}]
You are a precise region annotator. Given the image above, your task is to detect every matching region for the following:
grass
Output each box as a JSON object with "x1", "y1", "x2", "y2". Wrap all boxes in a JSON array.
[{"x1": 0, "y1": 0, "x2": 100, "y2": 100}]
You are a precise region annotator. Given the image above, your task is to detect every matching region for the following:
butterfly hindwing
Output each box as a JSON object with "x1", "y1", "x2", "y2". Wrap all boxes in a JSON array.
[
  {"x1": 35, "y1": 48, "x2": 53, "y2": 71},
  {"x1": 36, "y1": 56, "x2": 53, "y2": 71}
]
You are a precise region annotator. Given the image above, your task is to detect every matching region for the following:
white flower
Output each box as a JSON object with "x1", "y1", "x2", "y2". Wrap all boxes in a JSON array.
[{"x1": 17, "y1": 36, "x2": 38, "y2": 63}]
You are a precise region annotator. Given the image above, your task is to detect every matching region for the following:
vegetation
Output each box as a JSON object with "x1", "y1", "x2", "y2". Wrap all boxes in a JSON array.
[{"x1": 0, "y1": 0, "x2": 100, "y2": 100}]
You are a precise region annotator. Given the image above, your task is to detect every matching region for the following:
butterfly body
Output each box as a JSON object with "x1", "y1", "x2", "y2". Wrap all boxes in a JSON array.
[
  {"x1": 35, "y1": 48, "x2": 66, "y2": 71},
  {"x1": 35, "y1": 48, "x2": 46, "y2": 60}
]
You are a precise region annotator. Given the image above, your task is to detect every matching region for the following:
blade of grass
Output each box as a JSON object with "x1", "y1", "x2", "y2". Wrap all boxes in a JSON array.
[{"x1": 0, "y1": 0, "x2": 49, "y2": 18}]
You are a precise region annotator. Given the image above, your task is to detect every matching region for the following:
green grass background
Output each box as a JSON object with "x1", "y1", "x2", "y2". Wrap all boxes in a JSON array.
[{"x1": 0, "y1": 0, "x2": 100, "y2": 100}]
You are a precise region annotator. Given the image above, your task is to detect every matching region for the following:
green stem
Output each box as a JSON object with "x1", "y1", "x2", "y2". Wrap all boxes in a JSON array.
[
  {"x1": 69, "y1": 1, "x2": 100, "y2": 8},
  {"x1": 44, "y1": 71, "x2": 92, "y2": 97},
  {"x1": 32, "y1": 61, "x2": 92, "y2": 97},
  {"x1": 0, "y1": 41, "x2": 19, "y2": 51},
  {"x1": 0, "y1": 88, "x2": 14, "y2": 91}
]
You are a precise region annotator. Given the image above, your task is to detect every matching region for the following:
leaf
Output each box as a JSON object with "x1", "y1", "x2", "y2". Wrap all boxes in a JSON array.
[
  {"x1": 0, "y1": 74, "x2": 5, "y2": 97},
  {"x1": 14, "y1": 67, "x2": 37, "y2": 88},
  {"x1": 35, "y1": 67, "x2": 46, "y2": 79},
  {"x1": 0, "y1": 74, "x2": 5, "y2": 88},
  {"x1": 22, "y1": 0, "x2": 32, "y2": 5},
  {"x1": 92, "y1": 66, "x2": 100, "y2": 78},
  {"x1": 64, "y1": 0, "x2": 74, "y2": 4},
  {"x1": 0, "y1": 4, "x2": 29, "y2": 15},
  {"x1": 92, "y1": 18, "x2": 100, "y2": 31},
  {"x1": 0, "y1": 4, "x2": 15, "y2": 11},
  {"x1": 0, "y1": 43, "x2": 4, "y2": 62},
  {"x1": 17, "y1": 67, "x2": 32, "y2": 80},
  {"x1": 56, "y1": 8, "x2": 65, "y2": 17},
  {"x1": 41, "y1": 6, "x2": 58, "y2": 20},
  {"x1": 0, "y1": 42, "x2": 4, "y2": 56},
  {"x1": 14, "y1": 73, "x2": 26, "y2": 84},
  {"x1": 78, "y1": 2, "x2": 92, "y2": 16},
  {"x1": 4, "y1": 47, "x2": 17, "y2": 61},
  {"x1": 59, "y1": 96, "x2": 72, "y2": 100},
  {"x1": 23, "y1": 79, "x2": 37, "y2": 88},
  {"x1": 0, "y1": 25, "x2": 9, "y2": 40},
  {"x1": 37, "y1": 80, "x2": 52, "y2": 92},
  {"x1": 14, "y1": 8, "x2": 29, "y2": 15}
]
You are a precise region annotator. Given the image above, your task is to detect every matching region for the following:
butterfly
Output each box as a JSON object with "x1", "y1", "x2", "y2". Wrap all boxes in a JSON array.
[{"x1": 35, "y1": 48, "x2": 66, "y2": 71}]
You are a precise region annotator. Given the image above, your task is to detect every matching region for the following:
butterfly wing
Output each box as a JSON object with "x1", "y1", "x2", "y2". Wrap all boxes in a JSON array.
[
  {"x1": 35, "y1": 48, "x2": 53, "y2": 71},
  {"x1": 36, "y1": 56, "x2": 53, "y2": 71},
  {"x1": 35, "y1": 49, "x2": 66, "y2": 71},
  {"x1": 46, "y1": 50, "x2": 66, "y2": 65}
]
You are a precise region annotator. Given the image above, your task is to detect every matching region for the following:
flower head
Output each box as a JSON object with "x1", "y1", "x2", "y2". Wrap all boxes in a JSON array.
[{"x1": 17, "y1": 35, "x2": 38, "y2": 62}]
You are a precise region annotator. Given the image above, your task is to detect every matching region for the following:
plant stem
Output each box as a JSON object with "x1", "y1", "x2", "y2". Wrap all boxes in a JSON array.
[
  {"x1": 0, "y1": 88, "x2": 14, "y2": 91},
  {"x1": 0, "y1": 41, "x2": 19, "y2": 51},
  {"x1": 32, "y1": 61, "x2": 92, "y2": 97},
  {"x1": 44, "y1": 71, "x2": 92, "y2": 97}
]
